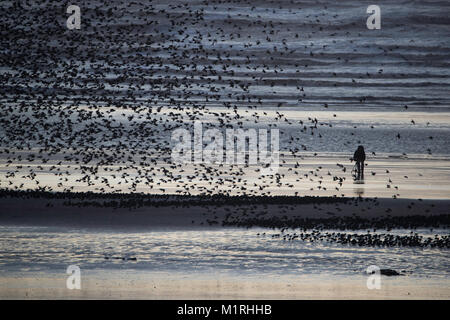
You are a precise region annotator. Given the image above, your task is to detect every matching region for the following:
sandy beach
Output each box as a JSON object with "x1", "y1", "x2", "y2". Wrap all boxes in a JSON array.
[{"x1": 1, "y1": 273, "x2": 448, "y2": 300}]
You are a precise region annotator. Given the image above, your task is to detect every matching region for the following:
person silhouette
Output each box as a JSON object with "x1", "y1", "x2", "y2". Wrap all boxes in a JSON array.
[{"x1": 353, "y1": 145, "x2": 366, "y2": 180}]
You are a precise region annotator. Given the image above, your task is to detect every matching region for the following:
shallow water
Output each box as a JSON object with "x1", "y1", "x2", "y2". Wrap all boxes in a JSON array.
[{"x1": 0, "y1": 226, "x2": 448, "y2": 282}]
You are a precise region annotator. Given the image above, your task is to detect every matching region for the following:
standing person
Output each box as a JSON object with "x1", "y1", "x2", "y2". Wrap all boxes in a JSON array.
[{"x1": 353, "y1": 145, "x2": 366, "y2": 180}]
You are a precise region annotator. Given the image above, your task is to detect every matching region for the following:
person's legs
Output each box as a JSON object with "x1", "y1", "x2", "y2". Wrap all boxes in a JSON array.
[
  {"x1": 360, "y1": 161, "x2": 364, "y2": 180},
  {"x1": 356, "y1": 161, "x2": 361, "y2": 180}
]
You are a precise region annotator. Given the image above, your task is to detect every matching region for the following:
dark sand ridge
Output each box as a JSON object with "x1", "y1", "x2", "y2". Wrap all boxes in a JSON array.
[{"x1": 1, "y1": 190, "x2": 448, "y2": 230}]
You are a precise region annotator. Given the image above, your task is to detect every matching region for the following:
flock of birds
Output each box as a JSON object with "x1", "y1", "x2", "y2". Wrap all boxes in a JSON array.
[
  {"x1": 0, "y1": 0, "x2": 448, "y2": 248},
  {"x1": 0, "y1": 0, "x2": 442, "y2": 200},
  {"x1": 263, "y1": 230, "x2": 450, "y2": 248}
]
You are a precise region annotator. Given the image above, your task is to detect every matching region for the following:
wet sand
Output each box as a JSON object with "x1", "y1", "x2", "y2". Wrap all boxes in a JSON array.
[
  {"x1": 1, "y1": 154, "x2": 450, "y2": 200},
  {"x1": 1, "y1": 273, "x2": 448, "y2": 300}
]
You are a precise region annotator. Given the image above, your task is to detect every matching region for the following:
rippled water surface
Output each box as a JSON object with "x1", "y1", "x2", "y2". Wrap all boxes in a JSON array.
[{"x1": 0, "y1": 226, "x2": 448, "y2": 280}]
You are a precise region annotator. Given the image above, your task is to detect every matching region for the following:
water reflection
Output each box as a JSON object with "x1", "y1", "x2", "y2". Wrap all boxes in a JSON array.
[{"x1": 353, "y1": 186, "x2": 365, "y2": 196}]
